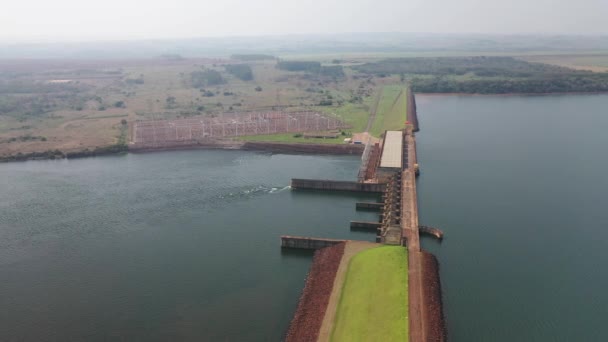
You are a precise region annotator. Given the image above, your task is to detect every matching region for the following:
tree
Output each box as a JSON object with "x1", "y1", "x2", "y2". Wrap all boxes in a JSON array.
[
  {"x1": 191, "y1": 69, "x2": 225, "y2": 87},
  {"x1": 225, "y1": 64, "x2": 254, "y2": 81},
  {"x1": 277, "y1": 61, "x2": 321, "y2": 72},
  {"x1": 166, "y1": 96, "x2": 177, "y2": 108}
]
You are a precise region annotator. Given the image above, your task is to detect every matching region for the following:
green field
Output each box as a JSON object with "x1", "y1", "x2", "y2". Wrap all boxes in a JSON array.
[
  {"x1": 321, "y1": 100, "x2": 373, "y2": 133},
  {"x1": 370, "y1": 85, "x2": 408, "y2": 137},
  {"x1": 238, "y1": 100, "x2": 372, "y2": 144},
  {"x1": 331, "y1": 246, "x2": 408, "y2": 342}
]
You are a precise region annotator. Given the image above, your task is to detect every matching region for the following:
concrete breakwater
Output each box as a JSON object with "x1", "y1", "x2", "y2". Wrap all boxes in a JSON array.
[
  {"x1": 291, "y1": 179, "x2": 385, "y2": 193},
  {"x1": 355, "y1": 202, "x2": 384, "y2": 210},
  {"x1": 281, "y1": 236, "x2": 347, "y2": 250},
  {"x1": 419, "y1": 225, "x2": 444, "y2": 240},
  {"x1": 242, "y1": 142, "x2": 364, "y2": 155},
  {"x1": 129, "y1": 139, "x2": 243, "y2": 152},
  {"x1": 129, "y1": 140, "x2": 365, "y2": 155},
  {"x1": 350, "y1": 221, "x2": 382, "y2": 230}
]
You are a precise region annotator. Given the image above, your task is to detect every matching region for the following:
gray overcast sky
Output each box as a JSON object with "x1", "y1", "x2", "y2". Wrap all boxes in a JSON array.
[{"x1": 1, "y1": 0, "x2": 607, "y2": 42}]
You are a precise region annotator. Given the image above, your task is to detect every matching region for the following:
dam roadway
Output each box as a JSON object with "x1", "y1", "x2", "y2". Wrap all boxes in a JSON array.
[{"x1": 400, "y1": 127, "x2": 426, "y2": 342}]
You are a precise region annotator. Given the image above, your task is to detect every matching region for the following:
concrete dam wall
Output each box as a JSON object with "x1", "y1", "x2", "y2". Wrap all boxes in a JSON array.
[{"x1": 291, "y1": 179, "x2": 386, "y2": 193}]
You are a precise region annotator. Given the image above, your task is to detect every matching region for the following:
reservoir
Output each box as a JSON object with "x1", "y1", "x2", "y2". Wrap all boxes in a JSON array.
[
  {"x1": 1, "y1": 93, "x2": 607, "y2": 341},
  {"x1": 0, "y1": 151, "x2": 377, "y2": 341},
  {"x1": 417, "y1": 94, "x2": 608, "y2": 341}
]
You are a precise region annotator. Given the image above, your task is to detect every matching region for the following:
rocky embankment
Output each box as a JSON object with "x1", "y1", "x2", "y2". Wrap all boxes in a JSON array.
[
  {"x1": 421, "y1": 250, "x2": 447, "y2": 342},
  {"x1": 284, "y1": 243, "x2": 346, "y2": 342}
]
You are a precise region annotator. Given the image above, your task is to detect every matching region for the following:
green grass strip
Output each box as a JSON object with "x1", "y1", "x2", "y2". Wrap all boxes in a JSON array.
[
  {"x1": 331, "y1": 246, "x2": 409, "y2": 342},
  {"x1": 370, "y1": 85, "x2": 408, "y2": 137}
]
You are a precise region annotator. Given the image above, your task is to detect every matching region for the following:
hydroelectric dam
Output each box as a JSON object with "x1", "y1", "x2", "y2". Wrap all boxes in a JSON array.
[{"x1": 281, "y1": 89, "x2": 446, "y2": 342}]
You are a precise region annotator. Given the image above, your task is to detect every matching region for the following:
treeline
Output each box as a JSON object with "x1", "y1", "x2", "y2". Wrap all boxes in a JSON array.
[
  {"x1": 0, "y1": 79, "x2": 86, "y2": 94},
  {"x1": 231, "y1": 54, "x2": 275, "y2": 61},
  {"x1": 411, "y1": 74, "x2": 608, "y2": 94},
  {"x1": 352, "y1": 56, "x2": 608, "y2": 94},
  {"x1": 191, "y1": 69, "x2": 225, "y2": 87},
  {"x1": 0, "y1": 144, "x2": 128, "y2": 163},
  {"x1": 5, "y1": 135, "x2": 47, "y2": 143},
  {"x1": 319, "y1": 65, "x2": 345, "y2": 78},
  {"x1": 0, "y1": 94, "x2": 62, "y2": 117},
  {"x1": 124, "y1": 76, "x2": 144, "y2": 85},
  {"x1": 224, "y1": 64, "x2": 253, "y2": 81},
  {"x1": 276, "y1": 61, "x2": 344, "y2": 78},
  {"x1": 353, "y1": 56, "x2": 580, "y2": 78},
  {"x1": 277, "y1": 61, "x2": 321, "y2": 72}
]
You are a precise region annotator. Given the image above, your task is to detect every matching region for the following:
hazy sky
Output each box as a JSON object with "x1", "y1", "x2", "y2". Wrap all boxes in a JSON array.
[{"x1": 1, "y1": 0, "x2": 607, "y2": 42}]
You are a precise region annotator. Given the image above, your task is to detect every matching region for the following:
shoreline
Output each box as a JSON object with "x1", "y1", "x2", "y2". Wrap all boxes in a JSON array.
[
  {"x1": 130, "y1": 141, "x2": 364, "y2": 156},
  {"x1": 0, "y1": 141, "x2": 364, "y2": 163}
]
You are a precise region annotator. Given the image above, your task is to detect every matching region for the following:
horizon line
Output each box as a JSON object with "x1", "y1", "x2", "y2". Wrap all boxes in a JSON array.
[{"x1": 2, "y1": 31, "x2": 607, "y2": 46}]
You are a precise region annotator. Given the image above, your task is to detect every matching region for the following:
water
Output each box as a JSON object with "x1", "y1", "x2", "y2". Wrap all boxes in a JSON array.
[
  {"x1": 0, "y1": 151, "x2": 379, "y2": 341},
  {"x1": 2, "y1": 94, "x2": 608, "y2": 342},
  {"x1": 416, "y1": 94, "x2": 608, "y2": 341}
]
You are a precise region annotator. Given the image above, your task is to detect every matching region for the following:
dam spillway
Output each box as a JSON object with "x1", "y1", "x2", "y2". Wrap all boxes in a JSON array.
[{"x1": 290, "y1": 179, "x2": 385, "y2": 193}]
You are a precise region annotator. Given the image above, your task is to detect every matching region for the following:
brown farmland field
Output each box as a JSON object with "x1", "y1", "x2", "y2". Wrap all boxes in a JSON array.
[
  {"x1": 0, "y1": 57, "x2": 390, "y2": 156},
  {"x1": 518, "y1": 54, "x2": 608, "y2": 72}
]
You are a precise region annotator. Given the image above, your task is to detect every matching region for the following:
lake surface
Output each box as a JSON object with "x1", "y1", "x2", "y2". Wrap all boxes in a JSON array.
[
  {"x1": 416, "y1": 94, "x2": 608, "y2": 341},
  {"x1": 0, "y1": 151, "x2": 378, "y2": 341},
  {"x1": 2, "y1": 94, "x2": 608, "y2": 341}
]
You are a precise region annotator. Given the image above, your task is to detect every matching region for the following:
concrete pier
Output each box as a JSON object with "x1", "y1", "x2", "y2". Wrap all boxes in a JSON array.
[
  {"x1": 355, "y1": 202, "x2": 384, "y2": 211},
  {"x1": 350, "y1": 221, "x2": 382, "y2": 230},
  {"x1": 419, "y1": 226, "x2": 444, "y2": 240},
  {"x1": 280, "y1": 236, "x2": 346, "y2": 250},
  {"x1": 290, "y1": 179, "x2": 385, "y2": 193}
]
